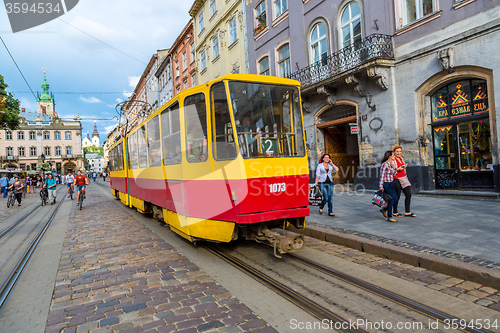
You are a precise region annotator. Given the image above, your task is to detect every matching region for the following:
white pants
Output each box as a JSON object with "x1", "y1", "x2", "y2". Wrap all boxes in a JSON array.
[{"x1": 48, "y1": 190, "x2": 57, "y2": 201}]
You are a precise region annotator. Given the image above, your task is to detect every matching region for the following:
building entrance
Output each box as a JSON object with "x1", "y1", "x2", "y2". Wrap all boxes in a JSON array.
[
  {"x1": 431, "y1": 79, "x2": 494, "y2": 190},
  {"x1": 317, "y1": 104, "x2": 359, "y2": 184}
]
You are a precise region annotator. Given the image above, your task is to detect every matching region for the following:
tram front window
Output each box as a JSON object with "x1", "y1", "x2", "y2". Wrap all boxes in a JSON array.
[{"x1": 228, "y1": 81, "x2": 305, "y2": 158}]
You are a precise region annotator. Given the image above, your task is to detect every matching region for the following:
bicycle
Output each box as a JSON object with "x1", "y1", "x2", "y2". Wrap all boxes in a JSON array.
[
  {"x1": 68, "y1": 185, "x2": 74, "y2": 200},
  {"x1": 78, "y1": 190, "x2": 84, "y2": 210},
  {"x1": 40, "y1": 188, "x2": 48, "y2": 206},
  {"x1": 6, "y1": 190, "x2": 15, "y2": 208}
]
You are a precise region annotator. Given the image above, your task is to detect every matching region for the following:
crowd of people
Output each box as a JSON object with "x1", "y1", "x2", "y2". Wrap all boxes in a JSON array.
[
  {"x1": 0, "y1": 171, "x2": 108, "y2": 207},
  {"x1": 314, "y1": 146, "x2": 416, "y2": 223}
]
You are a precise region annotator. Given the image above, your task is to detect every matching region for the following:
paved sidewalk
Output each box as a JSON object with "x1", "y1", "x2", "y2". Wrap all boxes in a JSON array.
[
  {"x1": 306, "y1": 189, "x2": 500, "y2": 268},
  {"x1": 44, "y1": 183, "x2": 273, "y2": 333}
]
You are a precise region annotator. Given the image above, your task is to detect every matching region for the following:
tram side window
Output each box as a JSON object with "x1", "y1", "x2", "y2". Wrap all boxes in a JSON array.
[
  {"x1": 117, "y1": 142, "x2": 124, "y2": 170},
  {"x1": 109, "y1": 148, "x2": 115, "y2": 171},
  {"x1": 138, "y1": 125, "x2": 148, "y2": 168},
  {"x1": 211, "y1": 82, "x2": 236, "y2": 160},
  {"x1": 161, "y1": 102, "x2": 181, "y2": 165},
  {"x1": 147, "y1": 116, "x2": 161, "y2": 167},
  {"x1": 184, "y1": 93, "x2": 208, "y2": 163},
  {"x1": 128, "y1": 132, "x2": 138, "y2": 169}
]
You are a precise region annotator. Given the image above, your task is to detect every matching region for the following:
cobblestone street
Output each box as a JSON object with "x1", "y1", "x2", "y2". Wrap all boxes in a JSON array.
[{"x1": 44, "y1": 184, "x2": 273, "y2": 333}]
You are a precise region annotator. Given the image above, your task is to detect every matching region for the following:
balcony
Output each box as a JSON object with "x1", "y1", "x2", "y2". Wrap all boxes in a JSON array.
[
  {"x1": 289, "y1": 34, "x2": 394, "y2": 93},
  {"x1": 0, "y1": 155, "x2": 18, "y2": 162}
]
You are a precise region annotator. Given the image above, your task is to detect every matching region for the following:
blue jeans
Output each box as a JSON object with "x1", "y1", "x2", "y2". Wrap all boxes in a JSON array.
[
  {"x1": 383, "y1": 182, "x2": 399, "y2": 219},
  {"x1": 2, "y1": 186, "x2": 7, "y2": 197},
  {"x1": 319, "y1": 183, "x2": 333, "y2": 213}
]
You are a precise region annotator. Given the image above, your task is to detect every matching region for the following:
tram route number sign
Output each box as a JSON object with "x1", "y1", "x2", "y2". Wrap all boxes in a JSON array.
[{"x1": 260, "y1": 137, "x2": 279, "y2": 155}]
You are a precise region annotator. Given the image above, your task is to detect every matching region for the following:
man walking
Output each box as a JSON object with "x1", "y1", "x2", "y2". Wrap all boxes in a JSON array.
[
  {"x1": 0, "y1": 174, "x2": 8, "y2": 197},
  {"x1": 44, "y1": 174, "x2": 57, "y2": 205}
]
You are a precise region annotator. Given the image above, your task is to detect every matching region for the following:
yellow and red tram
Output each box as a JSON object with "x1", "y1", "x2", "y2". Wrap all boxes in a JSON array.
[{"x1": 109, "y1": 74, "x2": 309, "y2": 254}]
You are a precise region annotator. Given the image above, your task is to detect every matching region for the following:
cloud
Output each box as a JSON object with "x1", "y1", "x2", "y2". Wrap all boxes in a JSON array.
[
  {"x1": 128, "y1": 76, "x2": 140, "y2": 88},
  {"x1": 80, "y1": 96, "x2": 102, "y2": 103},
  {"x1": 104, "y1": 124, "x2": 117, "y2": 134}
]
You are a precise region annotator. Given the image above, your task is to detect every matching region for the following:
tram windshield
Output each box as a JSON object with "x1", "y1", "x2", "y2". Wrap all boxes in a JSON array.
[{"x1": 228, "y1": 81, "x2": 305, "y2": 158}]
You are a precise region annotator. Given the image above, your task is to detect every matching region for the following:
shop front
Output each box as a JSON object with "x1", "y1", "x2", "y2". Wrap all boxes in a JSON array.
[{"x1": 431, "y1": 79, "x2": 494, "y2": 190}]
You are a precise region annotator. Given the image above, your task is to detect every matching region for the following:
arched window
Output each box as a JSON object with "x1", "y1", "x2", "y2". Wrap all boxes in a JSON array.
[
  {"x1": 310, "y1": 23, "x2": 327, "y2": 66},
  {"x1": 259, "y1": 57, "x2": 270, "y2": 75},
  {"x1": 340, "y1": 2, "x2": 361, "y2": 49}
]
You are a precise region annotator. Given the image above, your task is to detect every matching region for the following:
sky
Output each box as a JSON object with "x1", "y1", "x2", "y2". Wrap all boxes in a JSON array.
[{"x1": 0, "y1": 0, "x2": 193, "y2": 144}]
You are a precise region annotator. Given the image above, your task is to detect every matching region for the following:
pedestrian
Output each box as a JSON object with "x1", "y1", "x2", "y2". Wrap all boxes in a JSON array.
[
  {"x1": 7, "y1": 176, "x2": 24, "y2": 206},
  {"x1": 44, "y1": 174, "x2": 57, "y2": 205},
  {"x1": 0, "y1": 174, "x2": 8, "y2": 197},
  {"x1": 379, "y1": 150, "x2": 399, "y2": 223},
  {"x1": 20, "y1": 175, "x2": 26, "y2": 198},
  {"x1": 26, "y1": 177, "x2": 32, "y2": 194},
  {"x1": 314, "y1": 153, "x2": 339, "y2": 216},
  {"x1": 391, "y1": 146, "x2": 417, "y2": 218}
]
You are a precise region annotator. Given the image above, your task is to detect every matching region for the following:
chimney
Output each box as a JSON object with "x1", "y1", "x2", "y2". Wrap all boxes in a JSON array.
[{"x1": 22, "y1": 108, "x2": 25, "y2": 112}]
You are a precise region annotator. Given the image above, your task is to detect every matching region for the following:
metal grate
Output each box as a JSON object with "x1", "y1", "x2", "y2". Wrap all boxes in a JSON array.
[{"x1": 318, "y1": 105, "x2": 356, "y2": 124}]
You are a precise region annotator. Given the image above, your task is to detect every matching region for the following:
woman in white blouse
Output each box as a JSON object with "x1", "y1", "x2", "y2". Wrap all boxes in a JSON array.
[{"x1": 314, "y1": 153, "x2": 339, "y2": 216}]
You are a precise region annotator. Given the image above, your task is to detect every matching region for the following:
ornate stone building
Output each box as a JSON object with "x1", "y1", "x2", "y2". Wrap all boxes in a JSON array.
[{"x1": 0, "y1": 72, "x2": 84, "y2": 174}]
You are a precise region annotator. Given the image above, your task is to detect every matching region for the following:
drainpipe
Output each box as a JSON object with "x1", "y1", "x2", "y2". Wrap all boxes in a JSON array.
[{"x1": 242, "y1": 0, "x2": 249, "y2": 74}]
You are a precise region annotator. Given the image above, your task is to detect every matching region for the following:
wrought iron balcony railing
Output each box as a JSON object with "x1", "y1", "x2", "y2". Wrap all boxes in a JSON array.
[{"x1": 289, "y1": 34, "x2": 394, "y2": 89}]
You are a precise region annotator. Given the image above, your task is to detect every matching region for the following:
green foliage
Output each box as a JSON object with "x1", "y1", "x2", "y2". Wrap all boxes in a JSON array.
[
  {"x1": 0, "y1": 75, "x2": 21, "y2": 130},
  {"x1": 36, "y1": 163, "x2": 51, "y2": 171},
  {"x1": 83, "y1": 145, "x2": 104, "y2": 156}
]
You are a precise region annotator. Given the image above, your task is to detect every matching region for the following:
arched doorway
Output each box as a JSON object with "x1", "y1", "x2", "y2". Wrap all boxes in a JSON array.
[
  {"x1": 63, "y1": 162, "x2": 76, "y2": 174},
  {"x1": 316, "y1": 103, "x2": 359, "y2": 183}
]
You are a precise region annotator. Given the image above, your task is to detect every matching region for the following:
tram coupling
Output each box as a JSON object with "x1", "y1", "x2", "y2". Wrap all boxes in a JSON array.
[{"x1": 251, "y1": 225, "x2": 305, "y2": 258}]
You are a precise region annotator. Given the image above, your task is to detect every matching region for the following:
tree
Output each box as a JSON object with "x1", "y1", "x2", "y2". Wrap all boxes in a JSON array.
[
  {"x1": 83, "y1": 145, "x2": 104, "y2": 156},
  {"x1": 0, "y1": 75, "x2": 21, "y2": 130}
]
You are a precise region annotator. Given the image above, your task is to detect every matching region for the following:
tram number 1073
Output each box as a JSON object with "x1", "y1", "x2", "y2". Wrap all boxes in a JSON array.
[{"x1": 269, "y1": 183, "x2": 286, "y2": 193}]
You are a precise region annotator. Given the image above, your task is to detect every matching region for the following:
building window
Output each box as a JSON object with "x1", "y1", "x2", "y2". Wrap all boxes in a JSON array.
[
  {"x1": 198, "y1": 11, "x2": 204, "y2": 33},
  {"x1": 310, "y1": 22, "x2": 328, "y2": 65},
  {"x1": 192, "y1": 74, "x2": 197, "y2": 86},
  {"x1": 29, "y1": 131, "x2": 36, "y2": 140},
  {"x1": 30, "y1": 147, "x2": 37, "y2": 157},
  {"x1": 401, "y1": 0, "x2": 434, "y2": 26},
  {"x1": 65, "y1": 131, "x2": 71, "y2": 140},
  {"x1": 201, "y1": 50, "x2": 207, "y2": 71},
  {"x1": 191, "y1": 43, "x2": 195, "y2": 63},
  {"x1": 274, "y1": 0, "x2": 287, "y2": 19},
  {"x1": 259, "y1": 57, "x2": 270, "y2": 75},
  {"x1": 44, "y1": 131, "x2": 50, "y2": 140},
  {"x1": 176, "y1": 61, "x2": 179, "y2": 77},
  {"x1": 66, "y1": 146, "x2": 72, "y2": 155},
  {"x1": 44, "y1": 147, "x2": 51, "y2": 156},
  {"x1": 210, "y1": 0, "x2": 216, "y2": 17},
  {"x1": 228, "y1": 18, "x2": 237, "y2": 45},
  {"x1": 213, "y1": 36, "x2": 219, "y2": 59},
  {"x1": 255, "y1": 1, "x2": 267, "y2": 27},
  {"x1": 340, "y1": 2, "x2": 362, "y2": 49},
  {"x1": 18, "y1": 147, "x2": 25, "y2": 157},
  {"x1": 17, "y1": 131, "x2": 24, "y2": 140},
  {"x1": 277, "y1": 44, "x2": 291, "y2": 78},
  {"x1": 183, "y1": 52, "x2": 187, "y2": 70},
  {"x1": 6, "y1": 147, "x2": 13, "y2": 156},
  {"x1": 54, "y1": 131, "x2": 61, "y2": 140},
  {"x1": 55, "y1": 146, "x2": 61, "y2": 156},
  {"x1": 20, "y1": 164, "x2": 25, "y2": 171},
  {"x1": 184, "y1": 81, "x2": 188, "y2": 90},
  {"x1": 6, "y1": 131, "x2": 12, "y2": 140}
]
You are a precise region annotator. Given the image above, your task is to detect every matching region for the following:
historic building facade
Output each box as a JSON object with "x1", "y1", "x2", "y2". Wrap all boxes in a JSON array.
[
  {"x1": 190, "y1": 0, "x2": 248, "y2": 84},
  {"x1": 168, "y1": 20, "x2": 196, "y2": 96},
  {"x1": 245, "y1": 0, "x2": 499, "y2": 192},
  {"x1": 0, "y1": 73, "x2": 84, "y2": 174}
]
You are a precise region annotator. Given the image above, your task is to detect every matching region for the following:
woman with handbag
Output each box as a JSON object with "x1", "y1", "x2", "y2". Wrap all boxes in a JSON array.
[
  {"x1": 379, "y1": 151, "x2": 399, "y2": 223},
  {"x1": 314, "y1": 153, "x2": 339, "y2": 216},
  {"x1": 392, "y1": 146, "x2": 416, "y2": 217}
]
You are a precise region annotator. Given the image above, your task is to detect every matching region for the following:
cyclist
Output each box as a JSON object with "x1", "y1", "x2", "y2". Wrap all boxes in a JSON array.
[
  {"x1": 74, "y1": 170, "x2": 88, "y2": 206},
  {"x1": 66, "y1": 171, "x2": 75, "y2": 198},
  {"x1": 44, "y1": 173, "x2": 57, "y2": 205}
]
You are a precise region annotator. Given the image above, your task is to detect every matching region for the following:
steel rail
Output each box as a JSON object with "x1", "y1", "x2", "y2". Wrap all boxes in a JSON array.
[
  {"x1": 0, "y1": 187, "x2": 65, "y2": 240},
  {"x1": 0, "y1": 196, "x2": 65, "y2": 311},
  {"x1": 289, "y1": 253, "x2": 495, "y2": 333},
  {"x1": 202, "y1": 243, "x2": 368, "y2": 333}
]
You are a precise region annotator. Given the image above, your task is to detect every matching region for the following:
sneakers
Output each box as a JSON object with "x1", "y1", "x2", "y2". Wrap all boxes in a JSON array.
[
  {"x1": 319, "y1": 208, "x2": 323, "y2": 215},
  {"x1": 380, "y1": 208, "x2": 387, "y2": 218},
  {"x1": 387, "y1": 217, "x2": 398, "y2": 223},
  {"x1": 68, "y1": 195, "x2": 70, "y2": 198},
  {"x1": 328, "y1": 213, "x2": 335, "y2": 217}
]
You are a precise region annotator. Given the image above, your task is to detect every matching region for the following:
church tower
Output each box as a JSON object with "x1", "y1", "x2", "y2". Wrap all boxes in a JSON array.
[
  {"x1": 92, "y1": 121, "x2": 100, "y2": 146},
  {"x1": 36, "y1": 69, "x2": 56, "y2": 116}
]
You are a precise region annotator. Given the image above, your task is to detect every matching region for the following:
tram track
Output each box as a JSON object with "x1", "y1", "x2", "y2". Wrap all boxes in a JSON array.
[
  {"x1": 0, "y1": 193, "x2": 65, "y2": 312},
  {"x1": 205, "y1": 242, "x2": 496, "y2": 333}
]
